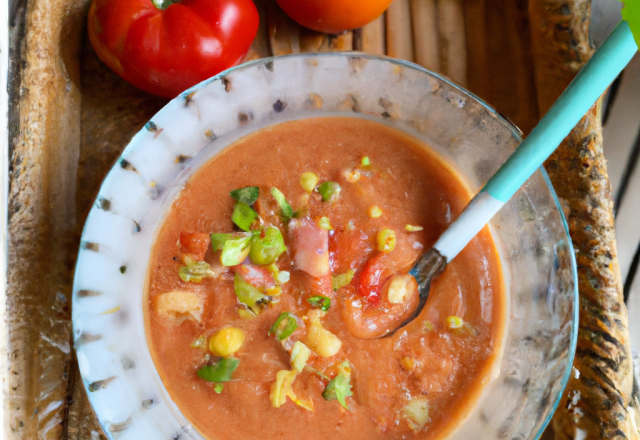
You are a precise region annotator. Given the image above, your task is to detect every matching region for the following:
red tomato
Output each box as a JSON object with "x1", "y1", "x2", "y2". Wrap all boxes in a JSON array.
[
  {"x1": 180, "y1": 232, "x2": 211, "y2": 261},
  {"x1": 329, "y1": 229, "x2": 373, "y2": 274},
  {"x1": 232, "y1": 264, "x2": 275, "y2": 289},
  {"x1": 275, "y1": 0, "x2": 392, "y2": 34},
  {"x1": 358, "y1": 253, "x2": 395, "y2": 305},
  {"x1": 87, "y1": 0, "x2": 259, "y2": 98}
]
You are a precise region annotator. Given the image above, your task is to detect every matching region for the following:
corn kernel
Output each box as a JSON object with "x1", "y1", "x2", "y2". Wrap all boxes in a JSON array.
[
  {"x1": 238, "y1": 309, "x2": 256, "y2": 320},
  {"x1": 377, "y1": 228, "x2": 396, "y2": 253},
  {"x1": 405, "y1": 224, "x2": 423, "y2": 232},
  {"x1": 368, "y1": 206, "x2": 383, "y2": 218},
  {"x1": 400, "y1": 357, "x2": 416, "y2": 370},
  {"x1": 317, "y1": 216, "x2": 333, "y2": 230},
  {"x1": 300, "y1": 172, "x2": 319, "y2": 193},
  {"x1": 276, "y1": 271, "x2": 290, "y2": 284},
  {"x1": 387, "y1": 274, "x2": 418, "y2": 304},
  {"x1": 446, "y1": 316, "x2": 464, "y2": 329},
  {"x1": 209, "y1": 327, "x2": 245, "y2": 357},
  {"x1": 344, "y1": 168, "x2": 361, "y2": 183},
  {"x1": 305, "y1": 318, "x2": 342, "y2": 357}
]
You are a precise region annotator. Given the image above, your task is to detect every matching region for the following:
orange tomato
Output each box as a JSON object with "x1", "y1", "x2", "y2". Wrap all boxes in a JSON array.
[{"x1": 275, "y1": 0, "x2": 393, "y2": 34}]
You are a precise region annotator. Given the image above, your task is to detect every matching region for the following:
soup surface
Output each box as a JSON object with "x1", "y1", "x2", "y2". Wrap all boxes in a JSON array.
[{"x1": 147, "y1": 117, "x2": 505, "y2": 440}]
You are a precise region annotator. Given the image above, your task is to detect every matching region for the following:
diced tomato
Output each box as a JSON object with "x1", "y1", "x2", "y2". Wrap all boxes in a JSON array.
[
  {"x1": 179, "y1": 232, "x2": 211, "y2": 261},
  {"x1": 289, "y1": 217, "x2": 330, "y2": 278},
  {"x1": 329, "y1": 229, "x2": 373, "y2": 273},
  {"x1": 232, "y1": 263, "x2": 275, "y2": 289},
  {"x1": 358, "y1": 253, "x2": 396, "y2": 305}
]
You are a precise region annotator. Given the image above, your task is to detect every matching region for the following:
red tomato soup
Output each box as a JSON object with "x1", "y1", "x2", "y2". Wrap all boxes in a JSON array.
[{"x1": 147, "y1": 117, "x2": 506, "y2": 440}]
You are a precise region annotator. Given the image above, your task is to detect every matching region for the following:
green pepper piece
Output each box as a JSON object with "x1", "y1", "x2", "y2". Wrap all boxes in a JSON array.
[
  {"x1": 249, "y1": 226, "x2": 287, "y2": 265},
  {"x1": 271, "y1": 187, "x2": 294, "y2": 221},
  {"x1": 197, "y1": 357, "x2": 240, "y2": 383},
  {"x1": 317, "y1": 181, "x2": 341, "y2": 203},
  {"x1": 322, "y1": 361, "x2": 353, "y2": 410},
  {"x1": 210, "y1": 233, "x2": 232, "y2": 251},
  {"x1": 221, "y1": 234, "x2": 252, "y2": 266},
  {"x1": 234, "y1": 273, "x2": 271, "y2": 314},
  {"x1": 232, "y1": 202, "x2": 259, "y2": 232},
  {"x1": 268, "y1": 312, "x2": 299, "y2": 341},
  {"x1": 307, "y1": 295, "x2": 331, "y2": 312},
  {"x1": 331, "y1": 270, "x2": 355, "y2": 291},
  {"x1": 229, "y1": 186, "x2": 259, "y2": 205},
  {"x1": 214, "y1": 383, "x2": 224, "y2": 393},
  {"x1": 179, "y1": 261, "x2": 216, "y2": 283}
]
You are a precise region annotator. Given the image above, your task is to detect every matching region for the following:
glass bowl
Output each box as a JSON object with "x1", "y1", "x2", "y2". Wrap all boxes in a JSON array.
[{"x1": 72, "y1": 53, "x2": 578, "y2": 440}]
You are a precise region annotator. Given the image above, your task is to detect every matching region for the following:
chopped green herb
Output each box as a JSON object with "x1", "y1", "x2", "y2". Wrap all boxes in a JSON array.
[
  {"x1": 322, "y1": 361, "x2": 353, "y2": 410},
  {"x1": 332, "y1": 270, "x2": 355, "y2": 291},
  {"x1": 317, "y1": 181, "x2": 341, "y2": 203},
  {"x1": 305, "y1": 365, "x2": 331, "y2": 381},
  {"x1": 318, "y1": 216, "x2": 333, "y2": 230},
  {"x1": 221, "y1": 234, "x2": 252, "y2": 266},
  {"x1": 214, "y1": 383, "x2": 224, "y2": 393},
  {"x1": 307, "y1": 295, "x2": 331, "y2": 312},
  {"x1": 271, "y1": 187, "x2": 294, "y2": 221},
  {"x1": 290, "y1": 341, "x2": 312, "y2": 373},
  {"x1": 232, "y1": 202, "x2": 259, "y2": 232},
  {"x1": 249, "y1": 226, "x2": 287, "y2": 265},
  {"x1": 361, "y1": 156, "x2": 371, "y2": 166},
  {"x1": 234, "y1": 273, "x2": 271, "y2": 314},
  {"x1": 210, "y1": 233, "x2": 232, "y2": 251},
  {"x1": 179, "y1": 261, "x2": 216, "y2": 282},
  {"x1": 269, "y1": 312, "x2": 299, "y2": 341},
  {"x1": 197, "y1": 357, "x2": 240, "y2": 383},
  {"x1": 229, "y1": 186, "x2": 259, "y2": 205}
]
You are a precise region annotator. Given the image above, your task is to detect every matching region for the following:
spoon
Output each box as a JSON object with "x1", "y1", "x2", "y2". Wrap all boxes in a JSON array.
[{"x1": 384, "y1": 20, "x2": 638, "y2": 337}]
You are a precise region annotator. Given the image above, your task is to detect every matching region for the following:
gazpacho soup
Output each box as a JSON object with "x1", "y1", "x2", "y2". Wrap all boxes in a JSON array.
[{"x1": 147, "y1": 117, "x2": 506, "y2": 439}]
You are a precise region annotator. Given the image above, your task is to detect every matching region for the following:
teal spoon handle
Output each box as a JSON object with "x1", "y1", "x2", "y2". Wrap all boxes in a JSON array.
[{"x1": 433, "y1": 21, "x2": 638, "y2": 261}]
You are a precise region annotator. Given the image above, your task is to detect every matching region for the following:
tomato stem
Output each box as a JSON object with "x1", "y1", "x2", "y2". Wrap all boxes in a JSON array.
[{"x1": 152, "y1": 0, "x2": 176, "y2": 10}]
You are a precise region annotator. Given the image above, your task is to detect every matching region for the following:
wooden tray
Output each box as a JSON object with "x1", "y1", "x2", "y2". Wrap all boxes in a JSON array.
[{"x1": 6, "y1": 0, "x2": 635, "y2": 438}]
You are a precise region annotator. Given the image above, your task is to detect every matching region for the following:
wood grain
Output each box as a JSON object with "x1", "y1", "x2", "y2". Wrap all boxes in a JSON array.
[
  {"x1": 530, "y1": 0, "x2": 640, "y2": 438},
  {"x1": 386, "y1": 0, "x2": 414, "y2": 61},
  {"x1": 359, "y1": 15, "x2": 385, "y2": 55},
  {"x1": 438, "y1": 0, "x2": 467, "y2": 86},
  {"x1": 411, "y1": 0, "x2": 439, "y2": 71}
]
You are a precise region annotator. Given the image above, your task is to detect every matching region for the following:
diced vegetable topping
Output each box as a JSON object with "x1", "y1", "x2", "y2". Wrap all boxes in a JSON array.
[
  {"x1": 232, "y1": 201, "x2": 259, "y2": 232},
  {"x1": 270, "y1": 370, "x2": 312, "y2": 410},
  {"x1": 249, "y1": 226, "x2": 286, "y2": 265},
  {"x1": 361, "y1": 156, "x2": 371, "y2": 167},
  {"x1": 233, "y1": 263, "x2": 275, "y2": 288},
  {"x1": 237, "y1": 309, "x2": 256, "y2": 320},
  {"x1": 344, "y1": 168, "x2": 361, "y2": 183},
  {"x1": 387, "y1": 274, "x2": 418, "y2": 304},
  {"x1": 300, "y1": 172, "x2": 319, "y2": 193},
  {"x1": 317, "y1": 181, "x2": 341, "y2": 203},
  {"x1": 179, "y1": 261, "x2": 219, "y2": 283},
  {"x1": 377, "y1": 228, "x2": 396, "y2": 253},
  {"x1": 400, "y1": 357, "x2": 416, "y2": 371},
  {"x1": 322, "y1": 361, "x2": 353, "y2": 410},
  {"x1": 358, "y1": 253, "x2": 393, "y2": 305},
  {"x1": 214, "y1": 383, "x2": 224, "y2": 394},
  {"x1": 307, "y1": 295, "x2": 331, "y2": 312},
  {"x1": 368, "y1": 206, "x2": 382, "y2": 218},
  {"x1": 155, "y1": 291, "x2": 203, "y2": 323},
  {"x1": 289, "y1": 217, "x2": 330, "y2": 278},
  {"x1": 221, "y1": 234, "x2": 252, "y2": 266},
  {"x1": 229, "y1": 186, "x2": 259, "y2": 205},
  {"x1": 209, "y1": 327, "x2": 245, "y2": 357},
  {"x1": 275, "y1": 271, "x2": 290, "y2": 284},
  {"x1": 446, "y1": 316, "x2": 464, "y2": 329},
  {"x1": 190, "y1": 335, "x2": 207, "y2": 349},
  {"x1": 403, "y1": 397, "x2": 430, "y2": 431},
  {"x1": 179, "y1": 232, "x2": 211, "y2": 261},
  {"x1": 197, "y1": 357, "x2": 240, "y2": 383},
  {"x1": 332, "y1": 270, "x2": 355, "y2": 291},
  {"x1": 271, "y1": 187, "x2": 294, "y2": 221},
  {"x1": 318, "y1": 216, "x2": 333, "y2": 230},
  {"x1": 423, "y1": 321, "x2": 434, "y2": 331},
  {"x1": 233, "y1": 273, "x2": 271, "y2": 314},
  {"x1": 306, "y1": 317, "x2": 342, "y2": 357},
  {"x1": 405, "y1": 224, "x2": 424, "y2": 232},
  {"x1": 269, "y1": 312, "x2": 299, "y2": 341},
  {"x1": 290, "y1": 341, "x2": 312, "y2": 373},
  {"x1": 210, "y1": 233, "x2": 232, "y2": 251}
]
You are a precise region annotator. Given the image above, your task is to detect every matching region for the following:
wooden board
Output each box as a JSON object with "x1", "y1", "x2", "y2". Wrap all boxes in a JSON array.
[{"x1": 5, "y1": 0, "x2": 633, "y2": 438}]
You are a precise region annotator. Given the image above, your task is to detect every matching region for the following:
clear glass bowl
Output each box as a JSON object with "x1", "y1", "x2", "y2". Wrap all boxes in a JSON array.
[{"x1": 72, "y1": 53, "x2": 578, "y2": 440}]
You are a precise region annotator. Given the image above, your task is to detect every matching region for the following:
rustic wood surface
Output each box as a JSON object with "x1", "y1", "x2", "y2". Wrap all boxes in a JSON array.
[{"x1": 6, "y1": 0, "x2": 634, "y2": 438}]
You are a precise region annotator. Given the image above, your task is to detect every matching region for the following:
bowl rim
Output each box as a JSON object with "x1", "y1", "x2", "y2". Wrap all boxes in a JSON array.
[{"x1": 73, "y1": 51, "x2": 579, "y2": 440}]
